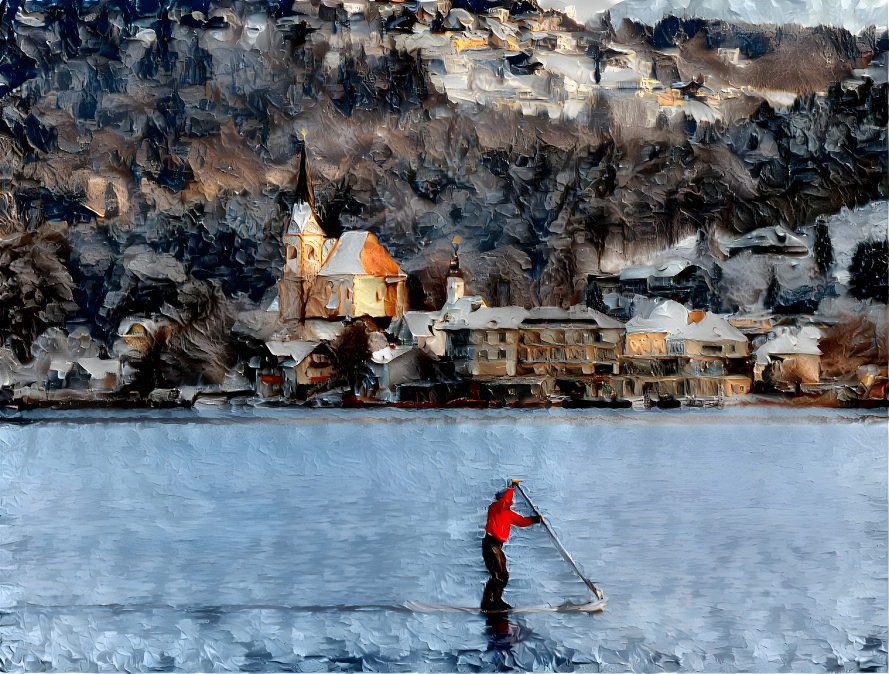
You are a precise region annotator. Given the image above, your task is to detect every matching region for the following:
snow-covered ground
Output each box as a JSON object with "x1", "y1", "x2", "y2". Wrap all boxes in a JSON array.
[{"x1": 0, "y1": 408, "x2": 885, "y2": 671}]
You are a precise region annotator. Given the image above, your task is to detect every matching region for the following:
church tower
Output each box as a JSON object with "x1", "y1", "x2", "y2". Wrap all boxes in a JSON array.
[
  {"x1": 283, "y1": 143, "x2": 327, "y2": 278},
  {"x1": 279, "y1": 140, "x2": 331, "y2": 322},
  {"x1": 445, "y1": 236, "x2": 465, "y2": 306}
]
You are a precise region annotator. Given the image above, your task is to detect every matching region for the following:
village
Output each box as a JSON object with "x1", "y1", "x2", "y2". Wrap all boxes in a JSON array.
[
  {"x1": 292, "y1": 0, "x2": 884, "y2": 121},
  {"x1": 6, "y1": 144, "x2": 885, "y2": 412}
]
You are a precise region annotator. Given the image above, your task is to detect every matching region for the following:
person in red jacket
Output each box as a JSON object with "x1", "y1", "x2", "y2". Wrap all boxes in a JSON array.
[{"x1": 482, "y1": 480, "x2": 541, "y2": 612}]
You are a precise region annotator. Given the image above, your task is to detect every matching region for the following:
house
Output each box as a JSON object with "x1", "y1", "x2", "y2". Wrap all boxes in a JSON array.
[
  {"x1": 670, "y1": 80, "x2": 716, "y2": 100},
  {"x1": 667, "y1": 310, "x2": 751, "y2": 397},
  {"x1": 369, "y1": 345, "x2": 429, "y2": 400},
  {"x1": 78, "y1": 358, "x2": 121, "y2": 393},
  {"x1": 725, "y1": 226, "x2": 808, "y2": 257},
  {"x1": 277, "y1": 145, "x2": 407, "y2": 323},
  {"x1": 487, "y1": 6, "x2": 509, "y2": 22},
  {"x1": 264, "y1": 339, "x2": 336, "y2": 398},
  {"x1": 439, "y1": 307, "x2": 529, "y2": 377},
  {"x1": 857, "y1": 365, "x2": 888, "y2": 400},
  {"x1": 390, "y1": 311, "x2": 440, "y2": 352},
  {"x1": 717, "y1": 48, "x2": 740, "y2": 65},
  {"x1": 618, "y1": 260, "x2": 712, "y2": 303},
  {"x1": 452, "y1": 32, "x2": 488, "y2": 52},
  {"x1": 468, "y1": 374, "x2": 554, "y2": 404},
  {"x1": 619, "y1": 300, "x2": 751, "y2": 399},
  {"x1": 341, "y1": 0, "x2": 366, "y2": 15},
  {"x1": 753, "y1": 326, "x2": 822, "y2": 388},
  {"x1": 118, "y1": 317, "x2": 173, "y2": 356},
  {"x1": 44, "y1": 358, "x2": 75, "y2": 390},
  {"x1": 516, "y1": 306, "x2": 625, "y2": 399},
  {"x1": 389, "y1": 245, "x2": 486, "y2": 358}
]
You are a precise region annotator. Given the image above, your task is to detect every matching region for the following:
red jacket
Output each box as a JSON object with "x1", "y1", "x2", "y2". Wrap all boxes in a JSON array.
[{"x1": 485, "y1": 487, "x2": 535, "y2": 542}]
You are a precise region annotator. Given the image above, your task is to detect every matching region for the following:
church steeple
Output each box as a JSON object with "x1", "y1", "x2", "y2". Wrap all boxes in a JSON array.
[
  {"x1": 295, "y1": 134, "x2": 316, "y2": 212},
  {"x1": 283, "y1": 136, "x2": 328, "y2": 279}
]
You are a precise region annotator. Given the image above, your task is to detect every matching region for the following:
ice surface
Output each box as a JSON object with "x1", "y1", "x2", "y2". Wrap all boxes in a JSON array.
[{"x1": 0, "y1": 408, "x2": 885, "y2": 671}]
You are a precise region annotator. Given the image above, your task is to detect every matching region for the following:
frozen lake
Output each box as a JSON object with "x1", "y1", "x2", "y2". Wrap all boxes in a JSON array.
[{"x1": 0, "y1": 407, "x2": 885, "y2": 672}]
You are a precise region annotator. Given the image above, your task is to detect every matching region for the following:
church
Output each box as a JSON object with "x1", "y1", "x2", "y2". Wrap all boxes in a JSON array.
[{"x1": 276, "y1": 146, "x2": 407, "y2": 323}]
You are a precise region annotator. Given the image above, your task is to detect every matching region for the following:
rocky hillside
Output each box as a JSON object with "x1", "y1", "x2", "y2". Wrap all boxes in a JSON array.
[{"x1": 0, "y1": 0, "x2": 885, "y2": 381}]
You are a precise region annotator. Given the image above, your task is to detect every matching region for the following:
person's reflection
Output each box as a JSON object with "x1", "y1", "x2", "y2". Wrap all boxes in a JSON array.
[{"x1": 484, "y1": 610, "x2": 523, "y2": 650}]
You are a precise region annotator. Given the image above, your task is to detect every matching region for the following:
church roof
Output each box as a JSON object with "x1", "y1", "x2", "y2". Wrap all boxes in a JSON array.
[{"x1": 319, "y1": 231, "x2": 403, "y2": 277}]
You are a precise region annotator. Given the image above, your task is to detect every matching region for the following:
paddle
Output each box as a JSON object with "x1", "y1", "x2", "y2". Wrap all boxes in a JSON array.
[{"x1": 512, "y1": 480, "x2": 605, "y2": 601}]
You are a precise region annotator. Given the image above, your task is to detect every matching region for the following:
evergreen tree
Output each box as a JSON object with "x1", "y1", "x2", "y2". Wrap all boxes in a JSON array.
[
  {"x1": 584, "y1": 278, "x2": 608, "y2": 313},
  {"x1": 814, "y1": 220, "x2": 834, "y2": 276},
  {"x1": 334, "y1": 321, "x2": 374, "y2": 394},
  {"x1": 763, "y1": 268, "x2": 781, "y2": 310},
  {"x1": 848, "y1": 240, "x2": 889, "y2": 303}
]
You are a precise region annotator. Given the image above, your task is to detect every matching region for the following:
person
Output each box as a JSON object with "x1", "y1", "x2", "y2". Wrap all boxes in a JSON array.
[{"x1": 481, "y1": 479, "x2": 542, "y2": 612}]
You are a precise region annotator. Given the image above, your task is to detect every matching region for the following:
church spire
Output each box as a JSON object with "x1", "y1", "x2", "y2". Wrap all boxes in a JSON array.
[
  {"x1": 295, "y1": 130, "x2": 316, "y2": 211},
  {"x1": 285, "y1": 131, "x2": 325, "y2": 238}
]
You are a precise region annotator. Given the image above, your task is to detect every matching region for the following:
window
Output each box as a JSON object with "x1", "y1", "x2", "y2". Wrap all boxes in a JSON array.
[
  {"x1": 702, "y1": 345, "x2": 722, "y2": 356},
  {"x1": 668, "y1": 341, "x2": 686, "y2": 355},
  {"x1": 498, "y1": 348, "x2": 507, "y2": 359}
]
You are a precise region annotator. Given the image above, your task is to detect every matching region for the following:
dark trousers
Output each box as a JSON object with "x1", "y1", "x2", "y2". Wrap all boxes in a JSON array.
[{"x1": 482, "y1": 534, "x2": 509, "y2": 610}]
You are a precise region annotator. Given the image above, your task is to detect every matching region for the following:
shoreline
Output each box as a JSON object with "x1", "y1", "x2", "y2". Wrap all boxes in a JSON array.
[
  {"x1": 4, "y1": 388, "x2": 887, "y2": 414},
  {"x1": 1, "y1": 396, "x2": 884, "y2": 427}
]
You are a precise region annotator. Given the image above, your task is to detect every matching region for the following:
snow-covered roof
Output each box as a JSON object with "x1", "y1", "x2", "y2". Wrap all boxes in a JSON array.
[
  {"x1": 447, "y1": 7, "x2": 475, "y2": 27},
  {"x1": 532, "y1": 52, "x2": 595, "y2": 84},
  {"x1": 626, "y1": 300, "x2": 746, "y2": 343},
  {"x1": 619, "y1": 259, "x2": 692, "y2": 281},
  {"x1": 318, "y1": 231, "x2": 404, "y2": 277},
  {"x1": 371, "y1": 345, "x2": 415, "y2": 364},
  {"x1": 521, "y1": 306, "x2": 624, "y2": 329},
  {"x1": 49, "y1": 357, "x2": 75, "y2": 375},
  {"x1": 754, "y1": 326, "x2": 822, "y2": 364},
  {"x1": 439, "y1": 306, "x2": 530, "y2": 330},
  {"x1": 265, "y1": 340, "x2": 320, "y2": 364},
  {"x1": 117, "y1": 316, "x2": 172, "y2": 337},
  {"x1": 319, "y1": 231, "x2": 369, "y2": 276},
  {"x1": 403, "y1": 311, "x2": 436, "y2": 337},
  {"x1": 487, "y1": 18, "x2": 517, "y2": 40},
  {"x1": 671, "y1": 313, "x2": 747, "y2": 344},
  {"x1": 440, "y1": 294, "x2": 486, "y2": 314},
  {"x1": 302, "y1": 320, "x2": 345, "y2": 342},
  {"x1": 624, "y1": 300, "x2": 688, "y2": 334},
  {"x1": 682, "y1": 99, "x2": 718, "y2": 123},
  {"x1": 77, "y1": 358, "x2": 120, "y2": 378},
  {"x1": 287, "y1": 202, "x2": 324, "y2": 237},
  {"x1": 726, "y1": 226, "x2": 808, "y2": 255}
]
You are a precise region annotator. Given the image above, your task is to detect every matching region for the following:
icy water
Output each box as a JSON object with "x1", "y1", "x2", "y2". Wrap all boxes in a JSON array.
[{"x1": 0, "y1": 407, "x2": 885, "y2": 672}]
